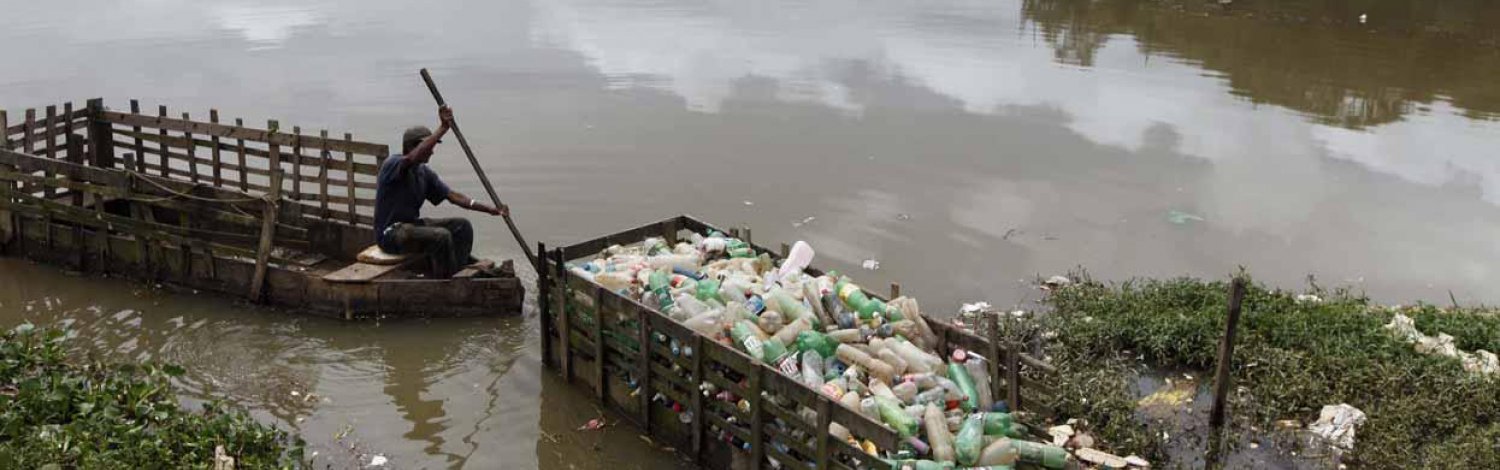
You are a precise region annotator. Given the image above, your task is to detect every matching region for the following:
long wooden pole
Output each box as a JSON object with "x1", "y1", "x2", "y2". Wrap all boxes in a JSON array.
[
  {"x1": 1209, "y1": 277, "x2": 1247, "y2": 428},
  {"x1": 418, "y1": 68, "x2": 537, "y2": 267}
]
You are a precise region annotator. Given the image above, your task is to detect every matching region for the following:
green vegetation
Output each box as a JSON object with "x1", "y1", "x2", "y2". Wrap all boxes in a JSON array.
[
  {"x1": 0, "y1": 324, "x2": 303, "y2": 469},
  {"x1": 1029, "y1": 274, "x2": 1500, "y2": 469}
]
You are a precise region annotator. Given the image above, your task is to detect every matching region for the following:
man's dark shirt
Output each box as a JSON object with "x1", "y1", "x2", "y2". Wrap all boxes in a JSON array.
[{"x1": 374, "y1": 154, "x2": 451, "y2": 251}]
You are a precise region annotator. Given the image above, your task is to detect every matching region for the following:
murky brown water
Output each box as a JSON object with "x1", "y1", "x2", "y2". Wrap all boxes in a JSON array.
[{"x1": 3, "y1": 0, "x2": 1499, "y2": 468}]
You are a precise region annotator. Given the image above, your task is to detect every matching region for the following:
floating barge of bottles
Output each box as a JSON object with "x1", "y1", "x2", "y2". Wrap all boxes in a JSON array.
[
  {"x1": 536, "y1": 215, "x2": 1060, "y2": 469},
  {"x1": 0, "y1": 99, "x2": 523, "y2": 319}
]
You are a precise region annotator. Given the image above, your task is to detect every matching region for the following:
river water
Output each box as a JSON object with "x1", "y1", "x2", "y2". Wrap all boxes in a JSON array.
[{"x1": 2, "y1": 0, "x2": 1498, "y2": 468}]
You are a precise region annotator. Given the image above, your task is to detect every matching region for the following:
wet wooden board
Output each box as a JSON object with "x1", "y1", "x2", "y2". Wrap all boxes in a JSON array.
[{"x1": 321, "y1": 260, "x2": 412, "y2": 283}]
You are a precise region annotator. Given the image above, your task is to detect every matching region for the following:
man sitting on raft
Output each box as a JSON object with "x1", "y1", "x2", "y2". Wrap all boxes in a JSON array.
[{"x1": 374, "y1": 105, "x2": 507, "y2": 277}]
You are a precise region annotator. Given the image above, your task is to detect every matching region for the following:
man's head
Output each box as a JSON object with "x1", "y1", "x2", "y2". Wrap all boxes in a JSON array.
[{"x1": 402, "y1": 126, "x2": 441, "y2": 161}]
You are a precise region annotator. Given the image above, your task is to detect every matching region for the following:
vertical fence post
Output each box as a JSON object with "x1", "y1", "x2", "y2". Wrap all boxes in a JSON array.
[
  {"x1": 815, "y1": 397, "x2": 831, "y2": 469},
  {"x1": 890, "y1": 282, "x2": 901, "y2": 299},
  {"x1": 592, "y1": 287, "x2": 607, "y2": 404},
  {"x1": 248, "y1": 171, "x2": 283, "y2": 303},
  {"x1": 555, "y1": 248, "x2": 573, "y2": 382},
  {"x1": 1210, "y1": 277, "x2": 1247, "y2": 429},
  {"x1": 637, "y1": 305, "x2": 653, "y2": 435},
  {"x1": 128, "y1": 100, "x2": 145, "y2": 172},
  {"x1": 749, "y1": 364, "x2": 764, "y2": 470},
  {"x1": 181, "y1": 112, "x2": 197, "y2": 183},
  {"x1": 290, "y1": 126, "x2": 303, "y2": 201},
  {"x1": 156, "y1": 105, "x2": 168, "y2": 177},
  {"x1": 318, "y1": 129, "x2": 330, "y2": 218},
  {"x1": 539, "y1": 242, "x2": 553, "y2": 370},
  {"x1": 984, "y1": 313, "x2": 1003, "y2": 409},
  {"x1": 234, "y1": 118, "x2": 248, "y2": 191},
  {"x1": 691, "y1": 334, "x2": 705, "y2": 465},
  {"x1": 1006, "y1": 341, "x2": 1021, "y2": 413},
  {"x1": 0, "y1": 109, "x2": 12, "y2": 247},
  {"x1": 343, "y1": 133, "x2": 356, "y2": 224},
  {"x1": 209, "y1": 109, "x2": 223, "y2": 186},
  {"x1": 85, "y1": 99, "x2": 115, "y2": 169}
]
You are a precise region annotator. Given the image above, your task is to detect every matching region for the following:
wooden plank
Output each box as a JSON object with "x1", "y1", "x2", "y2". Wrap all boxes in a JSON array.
[
  {"x1": 556, "y1": 250, "x2": 573, "y2": 383},
  {"x1": 86, "y1": 99, "x2": 115, "y2": 169},
  {"x1": 750, "y1": 364, "x2": 765, "y2": 470},
  {"x1": 321, "y1": 261, "x2": 410, "y2": 284},
  {"x1": 249, "y1": 171, "x2": 283, "y2": 302},
  {"x1": 317, "y1": 130, "x2": 329, "y2": 216},
  {"x1": 156, "y1": 106, "x2": 169, "y2": 177},
  {"x1": 0, "y1": 193, "x2": 260, "y2": 259},
  {"x1": 43, "y1": 106, "x2": 56, "y2": 200},
  {"x1": 22, "y1": 109, "x2": 35, "y2": 154},
  {"x1": 97, "y1": 110, "x2": 388, "y2": 159},
  {"x1": 290, "y1": 126, "x2": 302, "y2": 201},
  {"x1": 539, "y1": 242, "x2": 553, "y2": 370},
  {"x1": 234, "y1": 118, "x2": 247, "y2": 191},
  {"x1": 1, "y1": 109, "x2": 8, "y2": 149},
  {"x1": 343, "y1": 133, "x2": 357, "y2": 224},
  {"x1": 209, "y1": 109, "x2": 222, "y2": 186},
  {"x1": 129, "y1": 100, "x2": 146, "y2": 172},
  {"x1": 637, "y1": 303, "x2": 653, "y2": 435},
  {"x1": 815, "y1": 398, "x2": 831, "y2": 469},
  {"x1": 592, "y1": 286, "x2": 607, "y2": 403},
  {"x1": 690, "y1": 334, "x2": 705, "y2": 465},
  {"x1": 181, "y1": 112, "x2": 198, "y2": 183}
]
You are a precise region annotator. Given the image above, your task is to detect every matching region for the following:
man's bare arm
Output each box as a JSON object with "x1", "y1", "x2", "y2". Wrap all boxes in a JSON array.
[
  {"x1": 447, "y1": 191, "x2": 509, "y2": 217},
  {"x1": 400, "y1": 106, "x2": 454, "y2": 170}
]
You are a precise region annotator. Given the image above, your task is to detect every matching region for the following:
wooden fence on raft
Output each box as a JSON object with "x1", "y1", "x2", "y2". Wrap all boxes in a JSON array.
[
  {"x1": 538, "y1": 215, "x2": 1060, "y2": 470},
  {"x1": 0, "y1": 99, "x2": 389, "y2": 290}
]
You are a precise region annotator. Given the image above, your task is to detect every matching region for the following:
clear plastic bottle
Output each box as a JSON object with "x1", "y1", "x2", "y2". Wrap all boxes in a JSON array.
[
  {"x1": 963, "y1": 353, "x2": 995, "y2": 410},
  {"x1": 801, "y1": 350, "x2": 825, "y2": 388}
]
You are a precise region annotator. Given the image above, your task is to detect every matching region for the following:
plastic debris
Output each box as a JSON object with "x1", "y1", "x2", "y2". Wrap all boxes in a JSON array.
[
  {"x1": 368, "y1": 455, "x2": 388, "y2": 467},
  {"x1": 1076, "y1": 448, "x2": 1128, "y2": 468},
  {"x1": 792, "y1": 216, "x2": 816, "y2": 228},
  {"x1": 743, "y1": 200, "x2": 755, "y2": 206},
  {"x1": 1295, "y1": 294, "x2": 1322, "y2": 303},
  {"x1": 1043, "y1": 275, "x2": 1072, "y2": 290},
  {"x1": 1165, "y1": 210, "x2": 1204, "y2": 225},
  {"x1": 861, "y1": 259, "x2": 881, "y2": 271},
  {"x1": 578, "y1": 418, "x2": 607, "y2": 431},
  {"x1": 1308, "y1": 404, "x2": 1366, "y2": 450},
  {"x1": 1385, "y1": 313, "x2": 1497, "y2": 375},
  {"x1": 1124, "y1": 455, "x2": 1151, "y2": 467}
]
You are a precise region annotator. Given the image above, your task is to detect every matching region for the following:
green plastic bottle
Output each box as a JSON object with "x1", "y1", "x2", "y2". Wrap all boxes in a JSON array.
[
  {"x1": 874, "y1": 396, "x2": 919, "y2": 438},
  {"x1": 730, "y1": 320, "x2": 768, "y2": 360},
  {"x1": 947, "y1": 363, "x2": 981, "y2": 412},
  {"x1": 981, "y1": 412, "x2": 1013, "y2": 436},
  {"x1": 695, "y1": 278, "x2": 722, "y2": 303},
  {"x1": 881, "y1": 459, "x2": 955, "y2": 470},
  {"x1": 954, "y1": 414, "x2": 985, "y2": 466},
  {"x1": 1011, "y1": 439, "x2": 1069, "y2": 469},
  {"x1": 761, "y1": 338, "x2": 790, "y2": 364},
  {"x1": 795, "y1": 330, "x2": 838, "y2": 358}
]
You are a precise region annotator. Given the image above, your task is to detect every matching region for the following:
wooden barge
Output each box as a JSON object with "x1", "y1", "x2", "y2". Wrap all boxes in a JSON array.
[
  {"x1": 0, "y1": 99, "x2": 522, "y2": 319},
  {"x1": 537, "y1": 215, "x2": 1060, "y2": 469}
]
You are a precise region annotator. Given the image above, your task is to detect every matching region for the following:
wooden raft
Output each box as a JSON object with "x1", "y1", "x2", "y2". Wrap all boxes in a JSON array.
[{"x1": 538, "y1": 215, "x2": 1060, "y2": 470}]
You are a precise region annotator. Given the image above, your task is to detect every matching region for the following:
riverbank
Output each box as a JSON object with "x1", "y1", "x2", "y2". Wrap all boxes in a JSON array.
[
  {"x1": 0, "y1": 324, "x2": 303, "y2": 468},
  {"x1": 1014, "y1": 274, "x2": 1500, "y2": 468}
]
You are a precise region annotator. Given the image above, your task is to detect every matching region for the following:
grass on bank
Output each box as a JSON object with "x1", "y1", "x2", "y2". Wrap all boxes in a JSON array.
[
  {"x1": 1028, "y1": 274, "x2": 1500, "y2": 469},
  {"x1": 0, "y1": 323, "x2": 304, "y2": 469}
]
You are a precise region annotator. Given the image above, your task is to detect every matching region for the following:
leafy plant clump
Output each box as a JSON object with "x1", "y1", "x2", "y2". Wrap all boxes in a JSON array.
[
  {"x1": 0, "y1": 323, "x2": 304, "y2": 469},
  {"x1": 1035, "y1": 274, "x2": 1500, "y2": 469}
]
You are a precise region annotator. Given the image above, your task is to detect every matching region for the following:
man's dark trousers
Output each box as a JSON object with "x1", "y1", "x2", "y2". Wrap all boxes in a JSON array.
[{"x1": 385, "y1": 217, "x2": 473, "y2": 277}]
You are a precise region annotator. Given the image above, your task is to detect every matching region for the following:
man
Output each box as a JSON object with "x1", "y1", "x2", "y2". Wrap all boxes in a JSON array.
[{"x1": 374, "y1": 105, "x2": 507, "y2": 277}]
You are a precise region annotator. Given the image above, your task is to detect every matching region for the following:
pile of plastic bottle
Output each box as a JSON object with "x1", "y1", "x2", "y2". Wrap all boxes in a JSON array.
[{"x1": 568, "y1": 231, "x2": 1073, "y2": 469}]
